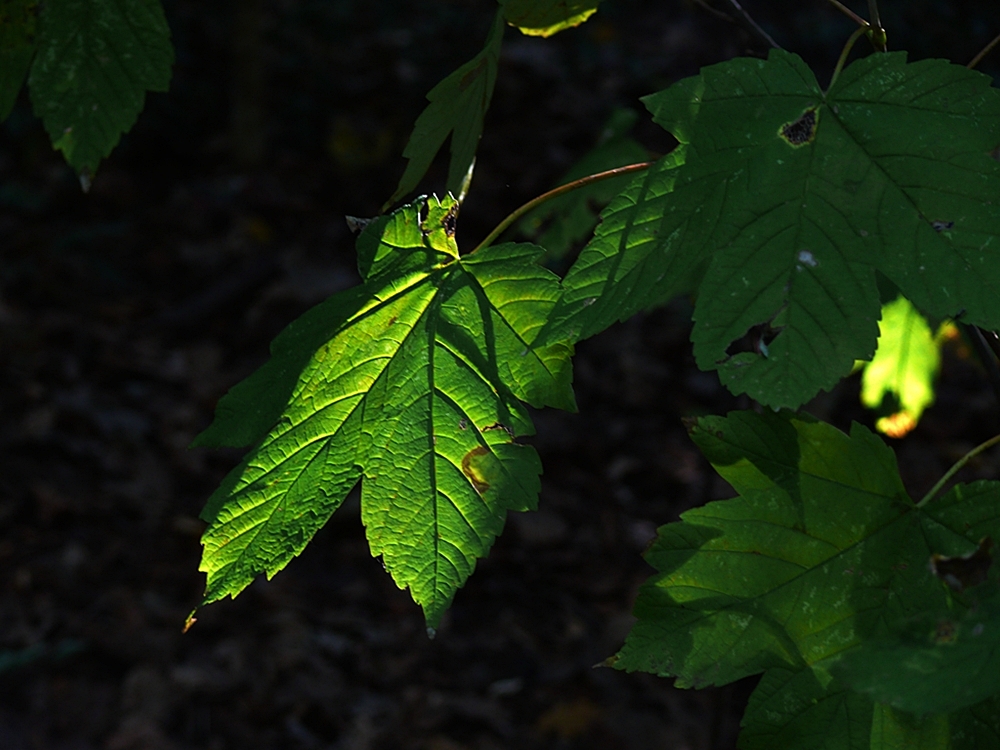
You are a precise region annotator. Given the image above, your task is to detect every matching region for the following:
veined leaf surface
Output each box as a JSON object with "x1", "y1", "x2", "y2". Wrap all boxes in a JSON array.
[
  {"x1": 385, "y1": 12, "x2": 504, "y2": 209},
  {"x1": 27, "y1": 0, "x2": 173, "y2": 176},
  {"x1": 614, "y1": 410, "x2": 1000, "y2": 748},
  {"x1": 195, "y1": 195, "x2": 575, "y2": 627},
  {"x1": 549, "y1": 50, "x2": 1000, "y2": 408}
]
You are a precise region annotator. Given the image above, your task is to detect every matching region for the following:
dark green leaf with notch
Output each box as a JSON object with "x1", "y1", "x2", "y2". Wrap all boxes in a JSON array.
[{"x1": 548, "y1": 50, "x2": 1000, "y2": 408}]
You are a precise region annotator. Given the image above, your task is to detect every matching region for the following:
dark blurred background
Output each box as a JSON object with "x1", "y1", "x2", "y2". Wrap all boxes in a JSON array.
[{"x1": 1, "y1": 2, "x2": 999, "y2": 748}]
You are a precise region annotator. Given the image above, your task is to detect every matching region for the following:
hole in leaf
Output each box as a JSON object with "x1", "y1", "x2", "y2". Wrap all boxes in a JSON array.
[
  {"x1": 724, "y1": 322, "x2": 783, "y2": 359},
  {"x1": 444, "y1": 203, "x2": 459, "y2": 237},
  {"x1": 930, "y1": 537, "x2": 993, "y2": 592},
  {"x1": 779, "y1": 107, "x2": 818, "y2": 147},
  {"x1": 932, "y1": 220, "x2": 954, "y2": 232}
]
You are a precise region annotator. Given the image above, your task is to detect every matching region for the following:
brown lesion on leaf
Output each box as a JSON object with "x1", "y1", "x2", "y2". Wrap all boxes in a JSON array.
[
  {"x1": 481, "y1": 421, "x2": 514, "y2": 439},
  {"x1": 461, "y1": 446, "x2": 491, "y2": 494},
  {"x1": 778, "y1": 107, "x2": 819, "y2": 147}
]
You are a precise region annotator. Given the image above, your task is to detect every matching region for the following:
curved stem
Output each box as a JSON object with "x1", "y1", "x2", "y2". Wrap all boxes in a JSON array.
[
  {"x1": 826, "y1": 25, "x2": 870, "y2": 93},
  {"x1": 969, "y1": 31, "x2": 1000, "y2": 70},
  {"x1": 918, "y1": 432, "x2": 1000, "y2": 507},
  {"x1": 469, "y1": 161, "x2": 654, "y2": 254},
  {"x1": 824, "y1": 0, "x2": 868, "y2": 28}
]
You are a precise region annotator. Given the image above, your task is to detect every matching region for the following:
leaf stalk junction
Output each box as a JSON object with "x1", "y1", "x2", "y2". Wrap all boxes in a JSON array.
[
  {"x1": 918, "y1": 432, "x2": 1000, "y2": 507},
  {"x1": 470, "y1": 161, "x2": 653, "y2": 254}
]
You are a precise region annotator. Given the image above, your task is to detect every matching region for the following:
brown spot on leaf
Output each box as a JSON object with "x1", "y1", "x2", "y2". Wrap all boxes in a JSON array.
[
  {"x1": 779, "y1": 108, "x2": 818, "y2": 147},
  {"x1": 481, "y1": 422, "x2": 514, "y2": 438},
  {"x1": 461, "y1": 446, "x2": 491, "y2": 494}
]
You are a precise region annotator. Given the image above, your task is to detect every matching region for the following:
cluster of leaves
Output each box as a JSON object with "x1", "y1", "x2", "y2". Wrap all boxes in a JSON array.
[
  {"x1": 615, "y1": 409, "x2": 1000, "y2": 749},
  {"x1": 12, "y1": 0, "x2": 1000, "y2": 746},
  {"x1": 189, "y1": 30, "x2": 1000, "y2": 743}
]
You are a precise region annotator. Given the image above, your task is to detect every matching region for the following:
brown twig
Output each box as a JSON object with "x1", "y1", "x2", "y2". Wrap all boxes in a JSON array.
[{"x1": 969, "y1": 31, "x2": 1000, "y2": 70}]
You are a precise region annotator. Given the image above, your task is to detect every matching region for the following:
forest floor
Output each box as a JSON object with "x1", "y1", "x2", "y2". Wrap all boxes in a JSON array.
[{"x1": 2, "y1": 1, "x2": 1000, "y2": 749}]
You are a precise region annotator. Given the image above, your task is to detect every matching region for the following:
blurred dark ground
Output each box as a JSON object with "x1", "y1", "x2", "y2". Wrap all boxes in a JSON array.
[{"x1": 1, "y1": 1, "x2": 999, "y2": 749}]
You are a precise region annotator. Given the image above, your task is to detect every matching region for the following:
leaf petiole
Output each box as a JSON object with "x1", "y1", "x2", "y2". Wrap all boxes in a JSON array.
[
  {"x1": 968, "y1": 31, "x2": 1000, "y2": 70},
  {"x1": 470, "y1": 161, "x2": 653, "y2": 254},
  {"x1": 827, "y1": 25, "x2": 870, "y2": 93},
  {"x1": 917, "y1": 432, "x2": 1000, "y2": 507}
]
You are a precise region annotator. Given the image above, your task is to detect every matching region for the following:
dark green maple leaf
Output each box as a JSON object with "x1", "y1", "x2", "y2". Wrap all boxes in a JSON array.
[
  {"x1": 546, "y1": 50, "x2": 1000, "y2": 408},
  {"x1": 614, "y1": 410, "x2": 1000, "y2": 748},
  {"x1": 27, "y1": 0, "x2": 173, "y2": 177}
]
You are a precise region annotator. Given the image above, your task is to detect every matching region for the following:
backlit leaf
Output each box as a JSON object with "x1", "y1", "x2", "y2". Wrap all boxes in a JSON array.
[
  {"x1": 614, "y1": 410, "x2": 1000, "y2": 748},
  {"x1": 385, "y1": 12, "x2": 504, "y2": 209},
  {"x1": 861, "y1": 295, "x2": 940, "y2": 438},
  {"x1": 498, "y1": 0, "x2": 600, "y2": 37},
  {"x1": 27, "y1": 0, "x2": 173, "y2": 176},
  {"x1": 195, "y1": 195, "x2": 575, "y2": 627},
  {"x1": 549, "y1": 50, "x2": 1000, "y2": 408}
]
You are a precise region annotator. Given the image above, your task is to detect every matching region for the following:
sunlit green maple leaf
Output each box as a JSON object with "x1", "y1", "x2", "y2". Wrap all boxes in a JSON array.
[
  {"x1": 384, "y1": 12, "x2": 504, "y2": 210},
  {"x1": 194, "y1": 195, "x2": 575, "y2": 627},
  {"x1": 613, "y1": 410, "x2": 1000, "y2": 749},
  {"x1": 545, "y1": 50, "x2": 1000, "y2": 409},
  {"x1": 498, "y1": 0, "x2": 600, "y2": 37},
  {"x1": 27, "y1": 0, "x2": 173, "y2": 177}
]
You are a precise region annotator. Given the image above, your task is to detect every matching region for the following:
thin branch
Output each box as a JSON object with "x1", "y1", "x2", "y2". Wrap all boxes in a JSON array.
[
  {"x1": 969, "y1": 31, "x2": 1000, "y2": 70},
  {"x1": 824, "y1": 0, "x2": 869, "y2": 28},
  {"x1": 469, "y1": 162, "x2": 654, "y2": 254},
  {"x1": 918, "y1": 432, "x2": 1000, "y2": 507},
  {"x1": 721, "y1": 0, "x2": 781, "y2": 50}
]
